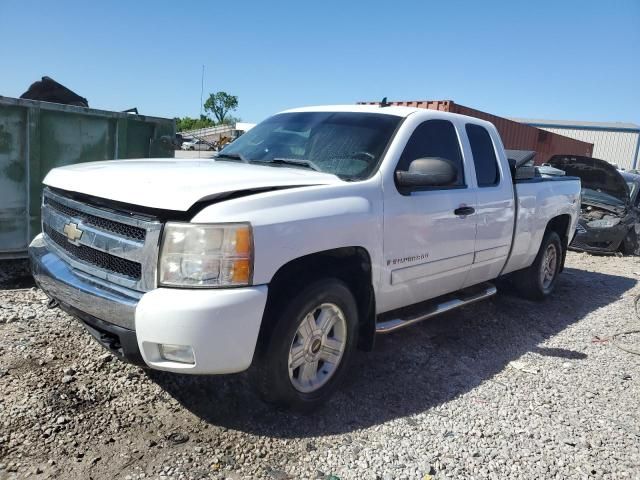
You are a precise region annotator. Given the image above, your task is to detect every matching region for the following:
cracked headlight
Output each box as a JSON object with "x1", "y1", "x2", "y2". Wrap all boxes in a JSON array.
[
  {"x1": 159, "y1": 222, "x2": 252, "y2": 287},
  {"x1": 587, "y1": 218, "x2": 621, "y2": 228}
]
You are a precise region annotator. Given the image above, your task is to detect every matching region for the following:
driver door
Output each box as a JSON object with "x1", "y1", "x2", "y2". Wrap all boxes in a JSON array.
[{"x1": 380, "y1": 119, "x2": 477, "y2": 312}]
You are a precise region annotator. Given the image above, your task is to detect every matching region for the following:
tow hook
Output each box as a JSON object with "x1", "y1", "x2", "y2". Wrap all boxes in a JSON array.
[{"x1": 47, "y1": 298, "x2": 59, "y2": 309}]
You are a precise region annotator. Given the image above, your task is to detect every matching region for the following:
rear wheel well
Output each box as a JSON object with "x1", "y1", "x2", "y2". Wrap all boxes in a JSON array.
[
  {"x1": 255, "y1": 247, "x2": 376, "y2": 360},
  {"x1": 545, "y1": 214, "x2": 571, "y2": 270}
]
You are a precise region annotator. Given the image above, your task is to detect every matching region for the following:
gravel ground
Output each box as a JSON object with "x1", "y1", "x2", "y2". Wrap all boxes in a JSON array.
[{"x1": 1, "y1": 252, "x2": 639, "y2": 480}]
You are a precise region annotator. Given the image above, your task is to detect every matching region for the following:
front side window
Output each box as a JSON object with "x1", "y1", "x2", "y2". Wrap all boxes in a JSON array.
[
  {"x1": 219, "y1": 112, "x2": 401, "y2": 181},
  {"x1": 396, "y1": 120, "x2": 465, "y2": 186},
  {"x1": 466, "y1": 124, "x2": 500, "y2": 187}
]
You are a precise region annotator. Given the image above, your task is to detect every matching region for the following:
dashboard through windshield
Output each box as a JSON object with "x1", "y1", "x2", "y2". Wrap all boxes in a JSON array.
[{"x1": 218, "y1": 112, "x2": 402, "y2": 180}]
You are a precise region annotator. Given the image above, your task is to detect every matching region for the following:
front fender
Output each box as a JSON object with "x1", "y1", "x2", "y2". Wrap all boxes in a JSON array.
[{"x1": 190, "y1": 179, "x2": 384, "y2": 286}]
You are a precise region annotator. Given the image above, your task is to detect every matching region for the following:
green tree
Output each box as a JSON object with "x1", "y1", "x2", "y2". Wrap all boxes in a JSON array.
[
  {"x1": 222, "y1": 114, "x2": 242, "y2": 125},
  {"x1": 175, "y1": 115, "x2": 215, "y2": 132},
  {"x1": 204, "y1": 92, "x2": 238, "y2": 124}
]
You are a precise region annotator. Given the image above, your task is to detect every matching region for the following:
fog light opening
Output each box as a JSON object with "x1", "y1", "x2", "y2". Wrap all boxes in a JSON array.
[{"x1": 158, "y1": 344, "x2": 195, "y2": 364}]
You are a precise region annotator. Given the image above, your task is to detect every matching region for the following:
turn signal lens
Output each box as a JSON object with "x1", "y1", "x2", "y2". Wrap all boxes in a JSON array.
[
  {"x1": 235, "y1": 227, "x2": 252, "y2": 255},
  {"x1": 231, "y1": 258, "x2": 251, "y2": 283}
]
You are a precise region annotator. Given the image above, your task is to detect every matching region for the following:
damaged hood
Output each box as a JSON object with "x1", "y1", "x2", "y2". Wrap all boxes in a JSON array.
[
  {"x1": 547, "y1": 155, "x2": 630, "y2": 208},
  {"x1": 43, "y1": 158, "x2": 342, "y2": 211}
]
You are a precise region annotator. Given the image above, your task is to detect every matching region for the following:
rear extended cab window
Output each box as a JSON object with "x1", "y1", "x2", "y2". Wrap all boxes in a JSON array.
[{"x1": 466, "y1": 123, "x2": 500, "y2": 187}]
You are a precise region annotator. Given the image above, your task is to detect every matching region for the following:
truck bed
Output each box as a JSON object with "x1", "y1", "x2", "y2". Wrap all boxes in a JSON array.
[{"x1": 502, "y1": 175, "x2": 581, "y2": 275}]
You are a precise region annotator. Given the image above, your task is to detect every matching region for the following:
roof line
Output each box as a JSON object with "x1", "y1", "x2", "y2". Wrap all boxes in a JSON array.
[{"x1": 511, "y1": 117, "x2": 640, "y2": 133}]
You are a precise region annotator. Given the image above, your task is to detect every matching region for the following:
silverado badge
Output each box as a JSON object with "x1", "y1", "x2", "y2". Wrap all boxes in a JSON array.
[{"x1": 62, "y1": 222, "x2": 83, "y2": 244}]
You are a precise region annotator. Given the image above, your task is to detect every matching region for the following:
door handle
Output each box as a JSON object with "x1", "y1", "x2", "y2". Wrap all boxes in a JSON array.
[{"x1": 454, "y1": 206, "x2": 475, "y2": 216}]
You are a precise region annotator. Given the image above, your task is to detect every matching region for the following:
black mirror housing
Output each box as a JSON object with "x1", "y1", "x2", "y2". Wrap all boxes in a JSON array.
[{"x1": 396, "y1": 157, "x2": 458, "y2": 189}]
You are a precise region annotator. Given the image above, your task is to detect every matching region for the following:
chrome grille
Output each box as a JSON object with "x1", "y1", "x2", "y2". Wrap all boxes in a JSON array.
[
  {"x1": 45, "y1": 197, "x2": 146, "y2": 241},
  {"x1": 41, "y1": 188, "x2": 162, "y2": 292},
  {"x1": 44, "y1": 224, "x2": 142, "y2": 280}
]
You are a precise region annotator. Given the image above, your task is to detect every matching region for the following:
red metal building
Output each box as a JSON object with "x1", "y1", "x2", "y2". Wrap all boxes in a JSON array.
[{"x1": 357, "y1": 100, "x2": 593, "y2": 164}]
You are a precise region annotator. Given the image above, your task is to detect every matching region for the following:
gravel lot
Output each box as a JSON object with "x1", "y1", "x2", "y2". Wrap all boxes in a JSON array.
[{"x1": 1, "y1": 252, "x2": 639, "y2": 479}]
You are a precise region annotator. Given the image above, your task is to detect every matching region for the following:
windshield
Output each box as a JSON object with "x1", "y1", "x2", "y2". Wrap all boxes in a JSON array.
[
  {"x1": 218, "y1": 112, "x2": 402, "y2": 180},
  {"x1": 582, "y1": 188, "x2": 626, "y2": 208}
]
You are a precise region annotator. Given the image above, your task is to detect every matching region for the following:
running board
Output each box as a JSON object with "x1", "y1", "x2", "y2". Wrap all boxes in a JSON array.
[{"x1": 375, "y1": 282, "x2": 497, "y2": 334}]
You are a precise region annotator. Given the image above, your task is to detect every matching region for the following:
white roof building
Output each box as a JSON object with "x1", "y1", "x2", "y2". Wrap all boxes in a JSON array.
[{"x1": 511, "y1": 118, "x2": 640, "y2": 170}]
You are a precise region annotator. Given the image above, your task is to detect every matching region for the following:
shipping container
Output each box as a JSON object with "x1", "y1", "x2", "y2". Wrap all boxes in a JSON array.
[
  {"x1": 0, "y1": 96, "x2": 175, "y2": 258},
  {"x1": 358, "y1": 100, "x2": 594, "y2": 164}
]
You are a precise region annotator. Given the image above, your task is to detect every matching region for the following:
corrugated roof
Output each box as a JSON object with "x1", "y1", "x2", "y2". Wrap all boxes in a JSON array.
[{"x1": 510, "y1": 118, "x2": 640, "y2": 132}]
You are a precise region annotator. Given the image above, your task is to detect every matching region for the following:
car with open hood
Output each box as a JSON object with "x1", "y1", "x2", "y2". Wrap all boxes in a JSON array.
[{"x1": 548, "y1": 155, "x2": 640, "y2": 255}]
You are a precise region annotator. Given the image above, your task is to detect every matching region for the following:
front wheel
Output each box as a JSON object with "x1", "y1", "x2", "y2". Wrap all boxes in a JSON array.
[
  {"x1": 253, "y1": 279, "x2": 359, "y2": 411},
  {"x1": 514, "y1": 230, "x2": 563, "y2": 300}
]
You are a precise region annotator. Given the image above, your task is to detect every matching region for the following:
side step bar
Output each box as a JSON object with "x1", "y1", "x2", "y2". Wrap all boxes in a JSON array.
[{"x1": 375, "y1": 282, "x2": 497, "y2": 334}]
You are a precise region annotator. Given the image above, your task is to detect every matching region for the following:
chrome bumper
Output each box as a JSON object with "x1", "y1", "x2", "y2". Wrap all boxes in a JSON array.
[{"x1": 29, "y1": 234, "x2": 142, "y2": 330}]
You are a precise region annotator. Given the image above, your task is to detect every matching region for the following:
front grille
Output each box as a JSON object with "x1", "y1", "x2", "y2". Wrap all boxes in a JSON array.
[
  {"x1": 45, "y1": 197, "x2": 146, "y2": 241},
  {"x1": 44, "y1": 224, "x2": 142, "y2": 280},
  {"x1": 42, "y1": 188, "x2": 162, "y2": 291}
]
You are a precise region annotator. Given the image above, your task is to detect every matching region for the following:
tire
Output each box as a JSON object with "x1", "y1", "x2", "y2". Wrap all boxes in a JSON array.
[
  {"x1": 253, "y1": 279, "x2": 359, "y2": 411},
  {"x1": 514, "y1": 230, "x2": 563, "y2": 300}
]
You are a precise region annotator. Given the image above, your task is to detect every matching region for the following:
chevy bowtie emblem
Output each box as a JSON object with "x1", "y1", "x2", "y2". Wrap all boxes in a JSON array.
[{"x1": 62, "y1": 222, "x2": 83, "y2": 244}]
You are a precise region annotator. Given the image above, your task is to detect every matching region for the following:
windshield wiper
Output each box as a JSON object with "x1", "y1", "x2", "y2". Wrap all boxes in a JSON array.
[
  {"x1": 267, "y1": 158, "x2": 321, "y2": 172},
  {"x1": 215, "y1": 152, "x2": 249, "y2": 163}
]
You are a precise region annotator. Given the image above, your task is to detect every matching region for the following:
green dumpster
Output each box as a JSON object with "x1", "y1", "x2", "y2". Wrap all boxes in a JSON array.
[{"x1": 0, "y1": 96, "x2": 175, "y2": 258}]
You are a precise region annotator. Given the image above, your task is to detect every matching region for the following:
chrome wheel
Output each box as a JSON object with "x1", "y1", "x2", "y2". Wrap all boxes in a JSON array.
[
  {"x1": 540, "y1": 243, "x2": 558, "y2": 289},
  {"x1": 288, "y1": 303, "x2": 347, "y2": 393}
]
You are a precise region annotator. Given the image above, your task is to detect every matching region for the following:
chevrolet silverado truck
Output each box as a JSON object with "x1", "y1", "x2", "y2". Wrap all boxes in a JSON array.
[{"x1": 29, "y1": 105, "x2": 580, "y2": 410}]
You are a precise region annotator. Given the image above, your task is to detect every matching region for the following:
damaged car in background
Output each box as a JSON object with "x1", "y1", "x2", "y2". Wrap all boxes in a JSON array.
[{"x1": 549, "y1": 155, "x2": 640, "y2": 255}]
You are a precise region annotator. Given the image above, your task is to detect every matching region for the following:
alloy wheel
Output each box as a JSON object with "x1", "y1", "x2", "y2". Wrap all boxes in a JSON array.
[{"x1": 287, "y1": 303, "x2": 347, "y2": 393}]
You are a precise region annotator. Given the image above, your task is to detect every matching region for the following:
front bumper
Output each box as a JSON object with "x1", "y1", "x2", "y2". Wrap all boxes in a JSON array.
[
  {"x1": 570, "y1": 223, "x2": 627, "y2": 253},
  {"x1": 29, "y1": 234, "x2": 269, "y2": 374}
]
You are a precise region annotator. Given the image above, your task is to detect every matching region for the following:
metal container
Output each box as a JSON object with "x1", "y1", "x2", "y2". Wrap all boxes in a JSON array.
[
  {"x1": 0, "y1": 96, "x2": 175, "y2": 258},
  {"x1": 358, "y1": 100, "x2": 594, "y2": 164}
]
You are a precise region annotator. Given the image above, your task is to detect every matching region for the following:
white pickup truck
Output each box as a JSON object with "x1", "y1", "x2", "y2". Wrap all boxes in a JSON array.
[{"x1": 30, "y1": 105, "x2": 580, "y2": 410}]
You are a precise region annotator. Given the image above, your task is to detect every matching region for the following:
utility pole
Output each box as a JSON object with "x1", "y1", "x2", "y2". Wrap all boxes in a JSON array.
[{"x1": 199, "y1": 65, "x2": 205, "y2": 159}]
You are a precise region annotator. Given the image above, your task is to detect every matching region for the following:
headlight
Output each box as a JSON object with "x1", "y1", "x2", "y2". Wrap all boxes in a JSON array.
[
  {"x1": 159, "y1": 222, "x2": 252, "y2": 287},
  {"x1": 587, "y1": 218, "x2": 621, "y2": 228}
]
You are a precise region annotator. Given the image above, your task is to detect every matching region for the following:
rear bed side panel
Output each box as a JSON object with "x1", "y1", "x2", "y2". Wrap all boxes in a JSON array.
[{"x1": 502, "y1": 179, "x2": 580, "y2": 275}]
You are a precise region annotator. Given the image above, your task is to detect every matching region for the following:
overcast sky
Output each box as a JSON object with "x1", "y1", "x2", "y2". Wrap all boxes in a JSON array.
[{"x1": 2, "y1": 0, "x2": 639, "y2": 124}]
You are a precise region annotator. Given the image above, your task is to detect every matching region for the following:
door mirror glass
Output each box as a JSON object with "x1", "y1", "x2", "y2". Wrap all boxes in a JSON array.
[{"x1": 395, "y1": 157, "x2": 458, "y2": 189}]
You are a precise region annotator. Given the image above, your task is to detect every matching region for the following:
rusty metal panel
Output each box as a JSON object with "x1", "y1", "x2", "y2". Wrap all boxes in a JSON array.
[
  {"x1": 0, "y1": 96, "x2": 176, "y2": 257},
  {"x1": 357, "y1": 99, "x2": 594, "y2": 164},
  {"x1": 452, "y1": 103, "x2": 593, "y2": 164},
  {"x1": 359, "y1": 100, "x2": 454, "y2": 111}
]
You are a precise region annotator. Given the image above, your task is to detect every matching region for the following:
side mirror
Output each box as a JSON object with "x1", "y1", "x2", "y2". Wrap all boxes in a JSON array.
[{"x1": 396, "y1": 157, "x2": 458, "y2": 189}]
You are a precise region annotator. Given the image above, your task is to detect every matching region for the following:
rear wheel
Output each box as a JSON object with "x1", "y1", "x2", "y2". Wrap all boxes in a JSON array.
[
  {"x1": 254, "y1": 279, "x2": 358, "y2": 411},
  {"x1": 514, "y1": 230, "x2": 563, "y2": 300}
]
